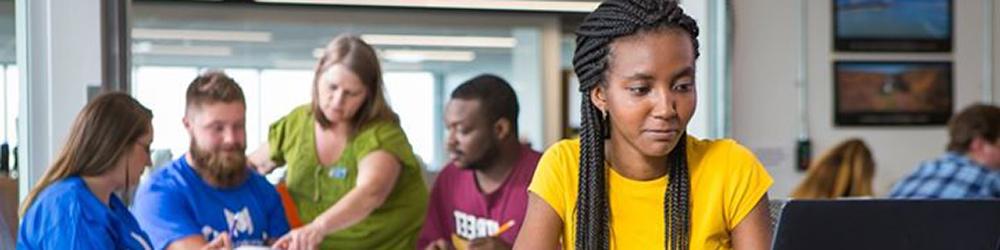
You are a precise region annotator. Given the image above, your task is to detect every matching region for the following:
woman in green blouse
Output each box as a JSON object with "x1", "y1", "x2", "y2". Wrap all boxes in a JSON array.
[{"x1": 249, "y1": 35, "x2": 428, "y2": 250}]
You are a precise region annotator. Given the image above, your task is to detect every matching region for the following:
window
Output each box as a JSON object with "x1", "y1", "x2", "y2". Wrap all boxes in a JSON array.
[
  {"x1": 384, "y1": 72, "x2": 437, "y2": 168},
  {"x1": 133, "y1": 66, "x2": 197, "y2": 156},
  {"x1": 131, "y1": 1, "x2": 551, "y2": 171},
  {"x1": 2, "y1": 65, "x2": 16, "y2": 148}
]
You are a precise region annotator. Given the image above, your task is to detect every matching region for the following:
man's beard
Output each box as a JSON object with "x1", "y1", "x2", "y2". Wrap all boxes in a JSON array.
[
  {"x1": 458, "y1": 137, "x2": 501, "y2": 171},
  {"x1": 189, "y1": 139, "x2": 248, "y2": 188}
]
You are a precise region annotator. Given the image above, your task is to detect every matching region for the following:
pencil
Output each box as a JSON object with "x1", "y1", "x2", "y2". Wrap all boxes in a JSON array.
[{"x1": 489, "y1": 220, "x2": 516, "y2": 237}]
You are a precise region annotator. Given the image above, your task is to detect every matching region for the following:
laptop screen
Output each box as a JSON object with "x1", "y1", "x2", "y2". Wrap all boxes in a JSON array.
[{"x1": 772, "y1": 199, "x2": 1000, "y2": 250}]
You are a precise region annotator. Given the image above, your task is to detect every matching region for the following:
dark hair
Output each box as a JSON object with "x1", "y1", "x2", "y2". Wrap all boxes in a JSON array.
[
  {"x1": 450, "y1": 74, "x2": 520, "y2": 133},
  {"x1": 185, "y1": 70, "x2": 246, "y2": 114},
  {"x1": 947, "y1": 104, "x2": 1000, "y2": 153},
  {"x1": 572, "y1": 0, "x2": 699, "y2": 249},
  {"x1": 20, "y1": 92, "x2": 152, "y2": 216},
  {"x1": 312, "y1": 34, "x2": 398, "y2": 129}
]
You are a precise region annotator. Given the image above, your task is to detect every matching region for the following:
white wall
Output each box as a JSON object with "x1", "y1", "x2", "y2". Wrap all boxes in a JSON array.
[
  {"x1": 17, "y1": 0, "x2": 103, "y2": 200},
  {"x1": 733, "y1": 0, "x2": 1000, "y2": 198},
  {"x1": 994, "y1": 0, "x2": 999, "y2": 103}
]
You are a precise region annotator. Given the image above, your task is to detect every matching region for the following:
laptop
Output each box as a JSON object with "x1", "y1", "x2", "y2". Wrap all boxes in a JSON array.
[{"x1": 772, "y1": 199, "x2": 1000, "y2": 250}]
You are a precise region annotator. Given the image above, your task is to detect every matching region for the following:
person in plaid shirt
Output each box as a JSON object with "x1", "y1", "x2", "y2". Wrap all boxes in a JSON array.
[{"x1": 890, "y1": 104, "x2": 1000, "y2": 199}]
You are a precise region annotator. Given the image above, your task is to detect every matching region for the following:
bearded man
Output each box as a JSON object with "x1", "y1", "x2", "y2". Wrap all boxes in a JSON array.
[{"x1": 133, "y1": 71, "x2": 290, "y2": 250}]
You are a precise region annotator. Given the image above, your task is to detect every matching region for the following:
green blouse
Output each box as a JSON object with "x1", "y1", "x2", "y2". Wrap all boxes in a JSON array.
[{"x1": 268, "y1": 105, "x2": 428, "y2": 249}]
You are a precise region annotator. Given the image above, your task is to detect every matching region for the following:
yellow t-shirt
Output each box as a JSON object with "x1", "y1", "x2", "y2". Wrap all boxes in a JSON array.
[{"x1": 528, "y1": 136, "x2": 772, "y2": 250}]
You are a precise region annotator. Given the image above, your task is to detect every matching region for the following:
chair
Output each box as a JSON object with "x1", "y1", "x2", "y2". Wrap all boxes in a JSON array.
[{"x1": 767, "y1": 199, "x2": 788, "y2": 231}]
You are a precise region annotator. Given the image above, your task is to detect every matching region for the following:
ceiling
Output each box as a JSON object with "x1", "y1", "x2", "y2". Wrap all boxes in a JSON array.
[
  {"x1": 0, "y1": 0, "x2": 586, "y2": 69},
  {"x1": 131, "y1": 1, "x2": 584, "y2": 73}
]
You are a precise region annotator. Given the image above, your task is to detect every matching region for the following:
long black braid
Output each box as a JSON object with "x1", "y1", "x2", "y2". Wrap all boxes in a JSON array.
[{"x1": 572, "y1": 1, "x2": 699, "y2": 249}]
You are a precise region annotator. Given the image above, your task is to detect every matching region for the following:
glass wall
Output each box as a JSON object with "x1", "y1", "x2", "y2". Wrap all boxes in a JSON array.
[{"x1": 130, "y1": 1, "x2": 554, "y2": 172}]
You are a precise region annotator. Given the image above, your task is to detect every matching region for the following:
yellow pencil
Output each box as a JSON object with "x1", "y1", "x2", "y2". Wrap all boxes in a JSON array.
[{"x1": 490, "y1": 220, "x2": 516, "y2": 237}]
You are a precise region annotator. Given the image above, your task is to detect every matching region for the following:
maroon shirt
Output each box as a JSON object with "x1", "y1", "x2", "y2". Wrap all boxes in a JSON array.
[{"x1": 418, "y1": 145, "x2": 541, "y2": 248}]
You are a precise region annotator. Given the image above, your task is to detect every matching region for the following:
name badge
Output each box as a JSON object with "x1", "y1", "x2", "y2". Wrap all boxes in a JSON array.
[{"x1": 329, "y1": 166, "x2": 348, "y2": 179}]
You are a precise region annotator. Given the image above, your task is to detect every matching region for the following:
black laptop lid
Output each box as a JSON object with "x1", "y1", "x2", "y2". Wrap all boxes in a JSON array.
[{"x1": 772, "y1": 199, "x2": 1000, "y2": 250}]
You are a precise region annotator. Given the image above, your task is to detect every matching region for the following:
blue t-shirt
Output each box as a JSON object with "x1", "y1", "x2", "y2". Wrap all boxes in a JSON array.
[
  {"x1": 18, "y1": 176, "x2": 153, "y2": 250},
  {"x1": 132, "y1": 156, "x2": 290, "y2": 249}
]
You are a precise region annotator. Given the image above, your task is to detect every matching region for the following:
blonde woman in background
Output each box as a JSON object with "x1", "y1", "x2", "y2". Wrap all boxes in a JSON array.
[{"x1": 791, "y1": 138, "x2": 875, "y2": 199}]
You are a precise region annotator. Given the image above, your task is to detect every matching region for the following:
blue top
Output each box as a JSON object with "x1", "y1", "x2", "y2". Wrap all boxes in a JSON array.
[
  {"x1": 132, "y1": 156, "x2": 290, "y2": 249},
  {"x1": 17, "y1": 176, "x2": 153, "y2": 250},
  {"x1": 890, "y1": 152, "x2": 1000, "y2": 199}
]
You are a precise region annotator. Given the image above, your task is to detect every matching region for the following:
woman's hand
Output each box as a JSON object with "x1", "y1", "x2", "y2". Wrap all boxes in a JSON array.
[
  {"x1": 274, "y1": 150, "x2": 403, "y2": 250},
  {"x1": 273, "y1": 224, "x2": 326, "y2": 250}
]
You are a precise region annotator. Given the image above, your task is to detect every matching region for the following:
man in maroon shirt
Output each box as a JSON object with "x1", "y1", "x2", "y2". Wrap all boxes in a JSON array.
[{"x1": 420, "y1": 74, "x2": 541, "y2": 250}]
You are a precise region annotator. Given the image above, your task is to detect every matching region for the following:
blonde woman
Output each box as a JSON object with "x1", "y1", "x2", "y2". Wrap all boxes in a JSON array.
[{"x1": 791, "y1": 138, "x2": 875, "y2": 199}]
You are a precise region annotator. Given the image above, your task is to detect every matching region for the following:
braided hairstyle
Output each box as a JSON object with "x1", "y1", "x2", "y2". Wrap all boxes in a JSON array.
[{"x1": 572, "y1": 1, "x2": 699, "y2": 249}]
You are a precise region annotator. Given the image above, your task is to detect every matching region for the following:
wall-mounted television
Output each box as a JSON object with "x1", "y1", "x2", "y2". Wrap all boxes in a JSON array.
[
  {"x1": 834, "y1": 0, "x2": 952, "y2": 52},
  {"x1": 834, "y1": 61, "x2": 952, "y2": 126}
]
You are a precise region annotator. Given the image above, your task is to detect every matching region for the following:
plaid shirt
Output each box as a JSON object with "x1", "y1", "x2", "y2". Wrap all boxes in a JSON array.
[{"x1": 889, "y1": 153, "x2": 1000, "y2": 199}]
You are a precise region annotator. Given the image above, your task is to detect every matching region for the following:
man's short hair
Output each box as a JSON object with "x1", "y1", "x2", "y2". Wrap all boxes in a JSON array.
[
  {"x1": 450, "y1": 74, "x2": 520, "y2": 132},
  {"x1": 947, "y1": 104, "x2": 1000, "y2": 153},
  {"x1": 185, "y1": 71, "x2": 246, "y2": 113}
]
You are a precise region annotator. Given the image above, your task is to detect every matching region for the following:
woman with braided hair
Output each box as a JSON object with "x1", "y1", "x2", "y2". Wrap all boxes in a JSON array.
[{"x1": 515, "y1": 0, "x2": 774, "y2": 249}]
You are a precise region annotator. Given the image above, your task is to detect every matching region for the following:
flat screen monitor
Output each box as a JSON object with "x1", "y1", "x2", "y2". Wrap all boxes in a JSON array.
[
  {"x1": 834, "y1": 61, "x2": 952, "y2": 126},
  {"x1": 834, "y1": 0, "x2": 952, "y2": 52}
]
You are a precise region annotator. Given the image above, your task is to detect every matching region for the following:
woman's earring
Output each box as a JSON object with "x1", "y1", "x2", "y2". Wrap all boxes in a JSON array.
[{"x1": 602, "y1": 110, "x2": 610, "y2": 139}]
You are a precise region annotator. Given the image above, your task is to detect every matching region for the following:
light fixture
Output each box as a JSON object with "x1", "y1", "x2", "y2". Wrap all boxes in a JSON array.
[
  {"x1": 381, "y1": 49, "x2": 476, "y2": 62},
  {"x1": 361, "y1": 34, "x2": 516, "y2": 48},
  {"x1": 254, "y1": 0, "x2": 599, "y2": 13},
  {"x1": 273, "y1": 59, "x2": 319, "y2": 69},
  {"x1": 312, "y1": 47, "x2": 475, "y2": 62},
  {"x1": 133, "y1": 42, "x2": 233, "y2": 56},
  {"x1": 132, "y1": 28, "x2": 273, "y2": 43}
]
